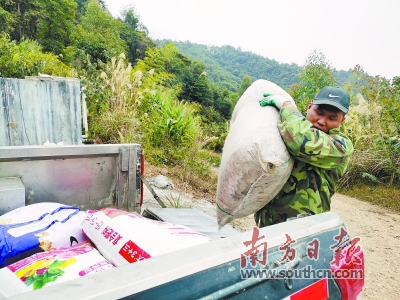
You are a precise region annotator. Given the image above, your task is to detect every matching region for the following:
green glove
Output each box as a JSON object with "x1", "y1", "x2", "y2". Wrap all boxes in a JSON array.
[{"x1": 259, "y1": 93, "x2": 290, "y2": 110}]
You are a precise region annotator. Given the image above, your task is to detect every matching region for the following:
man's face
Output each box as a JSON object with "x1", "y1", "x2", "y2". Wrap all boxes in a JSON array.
[{"x1": 305, "y1": 103, "x2": 346, "y2": 133}]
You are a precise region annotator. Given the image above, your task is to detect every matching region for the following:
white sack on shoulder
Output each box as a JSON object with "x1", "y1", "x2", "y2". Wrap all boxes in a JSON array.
[
  {"x1": 82, "y1": 208, "x2": 213, "y2": 267},
  {"x1": 216, "y1": 79, "x2": 295, "y2": 227}
]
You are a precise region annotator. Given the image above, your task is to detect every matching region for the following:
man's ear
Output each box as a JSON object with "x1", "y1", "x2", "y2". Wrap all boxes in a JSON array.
[
  {"x1": 341, "y1": 114, "x2": 346, "y2": 123},
  {"x1": 307, "y1": 102, "x2": 313, "y2": 110}
]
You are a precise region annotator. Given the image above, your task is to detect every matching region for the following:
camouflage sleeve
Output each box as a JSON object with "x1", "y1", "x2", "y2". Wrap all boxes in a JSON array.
[{"x1": 277, "y1": 105, "x2": 354, "y2": 169}]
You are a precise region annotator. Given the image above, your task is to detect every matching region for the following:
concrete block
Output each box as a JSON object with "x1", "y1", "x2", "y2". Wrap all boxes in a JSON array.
[{"x1": 0, "y1": 177, "x2": 25, "y2": 215}]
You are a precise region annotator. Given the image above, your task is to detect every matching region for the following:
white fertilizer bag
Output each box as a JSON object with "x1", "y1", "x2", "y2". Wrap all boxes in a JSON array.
[
  {"x1": 0, "y1": 203, "x2": 88, "y2": 267},
  {"x1": 82, "y1": 208, "x2": 213, "y2": 267},
  {"x1": 216, "y1": 79, "x2": 295, "y2": 227},
  {"x1": 0, "y1": 240, "x2": 114, "y2": 299}
]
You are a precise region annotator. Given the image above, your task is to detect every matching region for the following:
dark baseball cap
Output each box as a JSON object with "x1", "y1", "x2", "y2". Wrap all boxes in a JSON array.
[{"x1": 312, "y1": 86, "x2": 350, "y2": 113}]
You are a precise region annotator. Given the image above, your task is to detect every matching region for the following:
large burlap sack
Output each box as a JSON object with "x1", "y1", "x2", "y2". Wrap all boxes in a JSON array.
[
  {"x1": 0, "y1": 240, "x2": 114, "y2": 299},
  {"x1": 82, "y1": 208, "x2": 213, "y2": 267},
  {"x1": 0, "y1": 203, "x2": 87, "y2": 267},
  {"x1": 216, "y1": 79, "x2": 295, "y2": 227}
]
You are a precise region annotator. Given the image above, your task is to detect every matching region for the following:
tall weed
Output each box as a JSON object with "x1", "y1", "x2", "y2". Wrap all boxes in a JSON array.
[
  {"x1": 341, "y1": 93, "x2": 400, "y2": 186},
  {"x1": 86, "y1": 53, "x2": 143, "y2": 143}
]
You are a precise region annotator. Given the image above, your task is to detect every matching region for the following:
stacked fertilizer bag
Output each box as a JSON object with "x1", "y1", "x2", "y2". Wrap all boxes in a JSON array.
[
  {"x1": 0, "y1": 202, "x2": 88, "y2": 267},
  {"x1": 0, "y1": 202, "x2": 114, "y2": 299},
  {"x1": 216, "y1": 79, "x2": 295, "y2": 228},
  {"x1": 0, "y1": 240, "x2": 114, "y2": 298},
  {"x1": 0, "y1": 203, "x2": 213, "y2": 298},
  {"x1": 82, "y1": 208, "x2": 213, "y2": 266}
]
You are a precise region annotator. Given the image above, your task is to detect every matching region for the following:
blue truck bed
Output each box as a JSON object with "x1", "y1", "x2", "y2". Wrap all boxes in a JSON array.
[{"x1": 6, "y1": 211, "x2": 363, "y2": 300}]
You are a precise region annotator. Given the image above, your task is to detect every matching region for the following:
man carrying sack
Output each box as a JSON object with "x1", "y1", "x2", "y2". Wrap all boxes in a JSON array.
[{"x1": 255, "y1": 87, "x2": 354, "y2": 227}]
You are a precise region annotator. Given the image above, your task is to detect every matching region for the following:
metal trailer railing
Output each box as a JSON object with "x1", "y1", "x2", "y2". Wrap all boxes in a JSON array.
[{"x1": 0, "y1": 144, "x2": 143, "y2": 214}]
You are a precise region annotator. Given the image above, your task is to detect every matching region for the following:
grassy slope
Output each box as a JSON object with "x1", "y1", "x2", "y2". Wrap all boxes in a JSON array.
[{"x1": 339, "y1": 184, "x2": 400, "y2": 212}]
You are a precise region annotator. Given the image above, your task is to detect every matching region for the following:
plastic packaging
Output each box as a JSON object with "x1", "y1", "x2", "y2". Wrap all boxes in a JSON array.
[{"x1": 82, "y1": 208, "x2": 213, "y2": 266}]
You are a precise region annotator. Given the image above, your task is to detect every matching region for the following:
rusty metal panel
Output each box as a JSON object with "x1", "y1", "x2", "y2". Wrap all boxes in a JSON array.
[{"x1": 0, "y1": 77, "x2": 82, "y2": 146}]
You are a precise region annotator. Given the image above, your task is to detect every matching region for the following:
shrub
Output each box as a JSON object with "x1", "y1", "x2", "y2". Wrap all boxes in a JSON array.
[
  {"x1": 0, "y1": 33, "x2": 71, "y2": 78},
  {"x1": 141, "y1": 90, "x2": 199, "y2": 165},
  {"x1": 341, "y1": 93, "x2": 400, "y2": 187}
]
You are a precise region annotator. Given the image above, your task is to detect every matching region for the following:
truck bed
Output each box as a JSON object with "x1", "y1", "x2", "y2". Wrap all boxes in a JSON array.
[{"x1": 7, "y1": 212, "x2": 348, "y2": 300}]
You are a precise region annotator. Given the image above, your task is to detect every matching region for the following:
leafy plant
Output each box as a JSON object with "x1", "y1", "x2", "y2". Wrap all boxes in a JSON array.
[
  {"x1": 162, "y1": 192, "x2": 185, "y2": 208},
  {"x1": 362, "y1": 172, "x2": 379, "y2": 183},
  {"x1": 288, "y1": 49, "x2": 337, "y2": 114},
  {"x1": 0, "y1": 33, "x2": 71, "y2": 78},
  {"x1": 142, "y1": 90, "x2": 199, "y2": 163}
]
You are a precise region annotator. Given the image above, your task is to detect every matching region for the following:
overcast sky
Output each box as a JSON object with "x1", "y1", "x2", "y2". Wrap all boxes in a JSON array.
[{"x1": 103, "y1": 0, "x2": 399, "y2": 80}]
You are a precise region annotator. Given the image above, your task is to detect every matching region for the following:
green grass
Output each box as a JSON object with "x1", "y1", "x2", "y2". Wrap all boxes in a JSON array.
[
  {"x1": 162, "y1": 192, "x2": 185, "y2": 208},
  {"x1": 339, "y1": 184, "x2": 400, "y2": 212}
]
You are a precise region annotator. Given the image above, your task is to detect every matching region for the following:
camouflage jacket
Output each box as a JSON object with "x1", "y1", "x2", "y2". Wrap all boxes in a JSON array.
[{"x1": 255, "y1": 105, "x2": 354, "y2": 227}]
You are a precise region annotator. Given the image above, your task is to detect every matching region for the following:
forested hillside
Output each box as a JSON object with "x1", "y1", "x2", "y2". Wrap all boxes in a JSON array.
[
  {"x1": 157, "y1": 40, "x2": 353, "y2": 92},
  {"x1": 157, "y1": 40, "x2": 300, "y2": 91}
]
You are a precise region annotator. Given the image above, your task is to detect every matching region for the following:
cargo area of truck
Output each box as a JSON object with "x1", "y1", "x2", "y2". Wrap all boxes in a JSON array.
[{"x1": 3, "y1": 212, "x2": 347, "y2": 300}]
